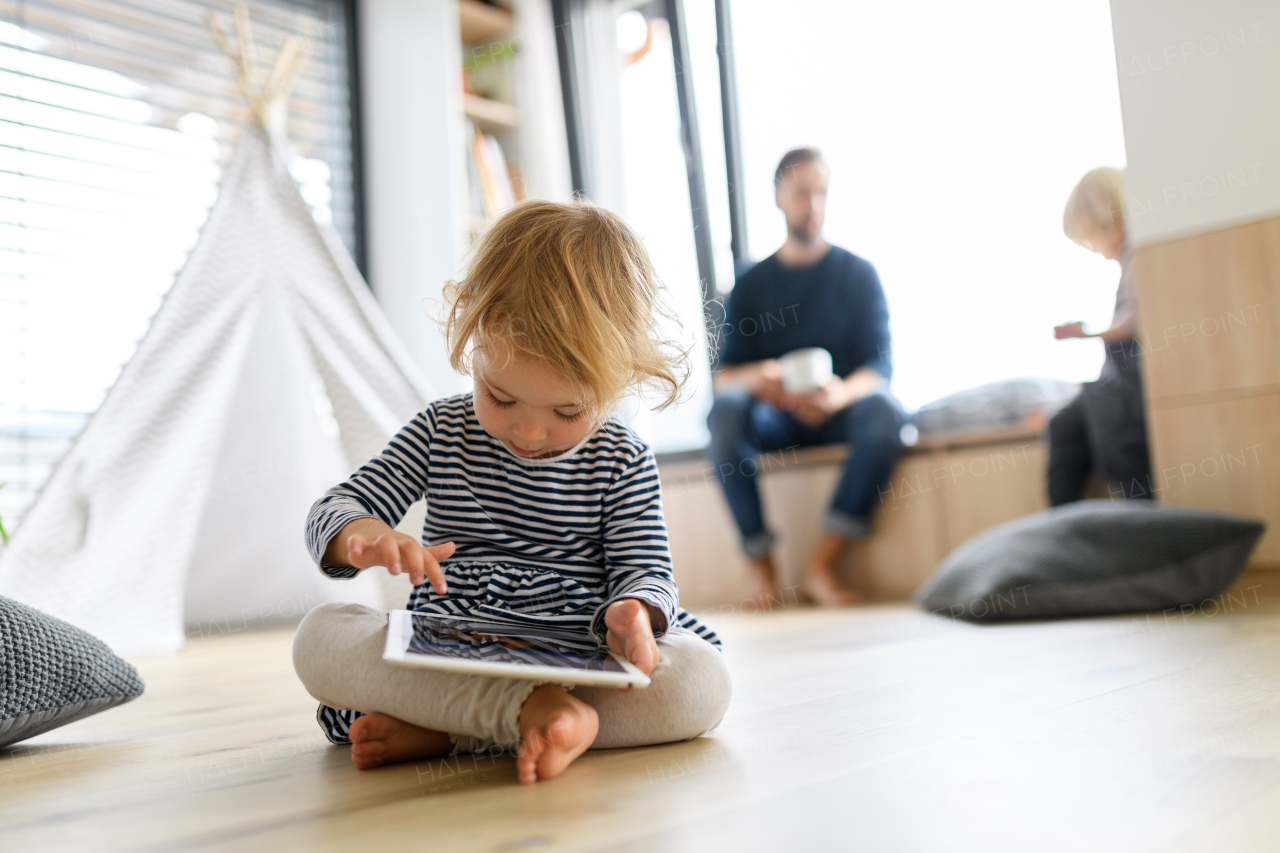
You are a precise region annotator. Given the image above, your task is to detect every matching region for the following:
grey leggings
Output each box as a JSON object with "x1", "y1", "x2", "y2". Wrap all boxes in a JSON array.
[{"x1": 292, "y1": 603, "x2": 732, "y2": 753}]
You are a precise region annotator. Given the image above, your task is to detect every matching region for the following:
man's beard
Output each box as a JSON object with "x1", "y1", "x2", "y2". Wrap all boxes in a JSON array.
[{"x1": 788, "y1": 223, "x2": 821, "y2": 245}]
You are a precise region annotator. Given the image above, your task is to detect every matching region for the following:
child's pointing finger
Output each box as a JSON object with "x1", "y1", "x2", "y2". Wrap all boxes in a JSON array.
[
  {"x1": 374, "y1": 534, "x2": 401, "y2": 575},
  {"x1": 421, "y1": 546, "x2": 449, "y2": 595},
  {"x1": 399, "y1": 538, "x2": 426, "y2": 586},
  {"x1": 426, "y1": 541, "x2": 456, "y2": 561}
]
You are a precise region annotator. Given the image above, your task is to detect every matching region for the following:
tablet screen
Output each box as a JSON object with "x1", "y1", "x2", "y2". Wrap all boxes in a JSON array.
[{"x1": 393, "y1": 611, "x2": 629, "y2": 675}]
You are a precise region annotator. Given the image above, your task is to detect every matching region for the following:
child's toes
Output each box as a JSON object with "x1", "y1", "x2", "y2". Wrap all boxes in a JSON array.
[
  {"x1": 349, "y1": 712, "x2": 390, "y2": 744},
  {"x1": 351, "y1": 740, "x2": 387, "y2": 770},
  {"x1": 533, "y1": 706, "x2": 598, "y2": 781},
  {"x1": 345, "y1": 712, "x2": 452, "y2": 770},
  {"x1": 517, "y1": 736, "x2": 544, "y2": 785}
]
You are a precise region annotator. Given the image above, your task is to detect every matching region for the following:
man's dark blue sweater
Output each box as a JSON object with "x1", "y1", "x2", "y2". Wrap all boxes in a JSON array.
[{"x1": 716, "y1": 245, "x2": 892, "y2": 379}]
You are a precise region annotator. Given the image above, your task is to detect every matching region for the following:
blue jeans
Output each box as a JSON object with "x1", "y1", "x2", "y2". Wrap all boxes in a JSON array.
[{"x1": 706, "y1": 390, "x2": 904, "y2": 559}]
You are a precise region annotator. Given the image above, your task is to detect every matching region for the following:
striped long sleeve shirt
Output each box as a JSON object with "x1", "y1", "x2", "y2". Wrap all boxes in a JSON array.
[{"x1": 305, "y1": 393, "x2": 720, "y2": 651}]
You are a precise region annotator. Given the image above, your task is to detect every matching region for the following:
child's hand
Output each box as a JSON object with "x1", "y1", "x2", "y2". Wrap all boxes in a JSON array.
[
  {"x1": 1054, "y1": 321, "x2": 1087, "y2": 339},
  {"x1": 327, "y1": 518, "x2": 455, "y2": 594},
  {"x1": 348, "y1": 531, "x2": 455, "y2": 594},
  {"x1": 604, "y1": 598, "x2": 660, "y2": 677}
]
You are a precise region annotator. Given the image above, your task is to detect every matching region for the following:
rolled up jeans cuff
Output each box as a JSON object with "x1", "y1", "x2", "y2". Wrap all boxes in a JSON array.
[
  {"x1": 742, "y1": 530, "x2": 777, "y2": 561},
  {"x1": 824, "y1": 510, "x2": 870, "y2": 540}
]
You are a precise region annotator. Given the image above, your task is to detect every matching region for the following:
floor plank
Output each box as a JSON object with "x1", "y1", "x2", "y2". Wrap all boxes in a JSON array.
[{"x1": 3, "y1": 600, "x2": 1280, "y2": 852}]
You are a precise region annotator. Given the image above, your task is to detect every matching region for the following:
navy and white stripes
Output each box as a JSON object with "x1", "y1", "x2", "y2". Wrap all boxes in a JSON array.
[
  {"x1": 305, "y1": 393, "x2": 720, "y2": 650},
  {"x1": 317, "y1": 704, "x2": 362, "y2": 744}
]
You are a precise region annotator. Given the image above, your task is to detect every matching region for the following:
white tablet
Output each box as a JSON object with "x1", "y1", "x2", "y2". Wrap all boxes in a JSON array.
[{"x1": 382, "y1": 610, "x2": 651, "y2": 690}]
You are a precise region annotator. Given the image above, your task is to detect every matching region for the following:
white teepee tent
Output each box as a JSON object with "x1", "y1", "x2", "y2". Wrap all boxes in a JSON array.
[{"x1": 0, "y1": 15, "x2": 433, "y2": 655}]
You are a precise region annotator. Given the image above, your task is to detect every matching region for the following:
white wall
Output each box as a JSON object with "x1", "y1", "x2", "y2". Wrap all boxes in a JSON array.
[
  {"x1": 359, "y1": 0, "x2": 573, "y2": 394},
  {"x1": 359, "y1": 0, "x2": 470, "y2": 396},
  {"x1": 1111, "y1": 0, "x2": 1280, "y2": 245},
  {"x1": 570, "y1": 0, "x2": 627, "y2": 211},
  {"x1": 510, "y1": 0, "x2": 574, "y2": 202}
]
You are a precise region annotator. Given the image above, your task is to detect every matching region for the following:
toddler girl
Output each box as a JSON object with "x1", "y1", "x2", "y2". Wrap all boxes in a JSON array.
[
  {"x1": 1049, "y1": 167, "x2": 1150, "y2": 503},
  {"x1": 292, "y1": 200, "x2": 731, "y2": 784}
]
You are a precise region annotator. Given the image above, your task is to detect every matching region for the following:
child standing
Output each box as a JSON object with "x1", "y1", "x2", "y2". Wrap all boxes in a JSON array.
[
  {"x1": 1049, "y1": 166, "x2": 1152, "y2": 503},
  {"x1": 292, "y1": 201, "x2": 731, "y2": 784}
]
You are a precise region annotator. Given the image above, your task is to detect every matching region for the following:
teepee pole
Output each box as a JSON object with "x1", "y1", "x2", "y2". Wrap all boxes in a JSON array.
[
  {"x1": 206, "y1": 14, "x2": 241, "y2": 80},
  {"x1": 265, "y1": 36, "x2": 312, "y2": 103},
  {"x1": 233, "y1": 4, "x2": 259, "y2": 88},
  {"x1": 206, "y1": 4, "x2": 312, "y2": 138}
]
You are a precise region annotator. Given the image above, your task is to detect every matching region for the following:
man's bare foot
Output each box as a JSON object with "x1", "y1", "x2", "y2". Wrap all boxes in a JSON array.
[
  {"x1": 348, "y1": 712, "x2": 452, "y2": 770},
  {"x1": 801, "y1": 532, "x2": 862, "y2": 607},
  {"x1": 516, "y1": 685, "x2": 599, "y2": 784},
  {"x1": 802, "y1": 568, "x2": 863, "y2": 607},
  {"x1": 747, "y1": 554, "x2": 784, "y2": 610}
]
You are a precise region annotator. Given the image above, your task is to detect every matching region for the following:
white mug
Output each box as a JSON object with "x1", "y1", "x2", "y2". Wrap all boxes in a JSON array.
[{"x1": 780, "y1": 347, "x2": 833, "y2": 393}]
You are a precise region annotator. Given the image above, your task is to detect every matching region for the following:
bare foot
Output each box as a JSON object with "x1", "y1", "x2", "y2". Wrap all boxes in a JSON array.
[
  {"x1": 516, "y1": 685, "x2": 599, "y2": 785},
  {"x1": 801, "y1": 532, "x2": 862, "y2": 607},
  {"x1": 802, "y1": 569, "x2": 863, "y2": 607},
  {"x1": 748, "y1": 554, "x2": 784, "y2": 610},
  {"x1": 348, "y1": 712, "x2": 453, "y2": 770}
]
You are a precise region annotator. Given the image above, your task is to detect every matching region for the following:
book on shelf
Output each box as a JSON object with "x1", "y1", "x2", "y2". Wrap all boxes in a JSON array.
[
  {"x1": 465, "y1": 120, "x2": 487, "y2": 220},
  {"x1": 466, "y1": 121, "x2": 522, "y2": 222}
]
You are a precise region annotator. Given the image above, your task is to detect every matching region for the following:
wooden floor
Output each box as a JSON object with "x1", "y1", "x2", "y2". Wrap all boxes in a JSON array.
[{"x1": 4, "y1": 597, "x2": 1280, "y2": 852}]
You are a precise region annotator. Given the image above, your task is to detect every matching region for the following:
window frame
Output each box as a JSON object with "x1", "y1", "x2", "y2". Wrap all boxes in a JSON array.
[
  {"x1": 341, "y1": 0, "x2": 367, "y2": 276},
  {"x1": 551, "y1": 0, "x2": 748, "y2": 461}
]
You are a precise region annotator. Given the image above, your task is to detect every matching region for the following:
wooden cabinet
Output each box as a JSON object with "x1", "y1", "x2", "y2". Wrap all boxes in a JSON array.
[
  {"x1": 935, "y1": 440, "x2": 1050, "y2": 551},
  {"x1": 1134, "y1": 216, "x2": 1280, "y2": 567},
  {"x1": 662, "y1": 427, "x2": 1049, "y2": 608},
  {"x1": 1134, "y1": 217, "x2": 1280, "y2": 401}
]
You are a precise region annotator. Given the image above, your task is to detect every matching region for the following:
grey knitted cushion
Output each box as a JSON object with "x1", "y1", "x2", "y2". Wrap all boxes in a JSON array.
[
  {"x1": 1, "y1": 595, "x2": 145, "y2": 748},
  {"x1": 916, "y1": 501, "x2": 1265, "y2": 621}
]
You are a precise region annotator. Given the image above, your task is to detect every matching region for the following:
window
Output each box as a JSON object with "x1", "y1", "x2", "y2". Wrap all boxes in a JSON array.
[
  {"x1": 554, "y1": 0, "x2": 736, "y2": 455},
  {"x1": 730, "y1": 0, "x2": 1128, "y2": 411},
  {"x1": 0, "y1": 0, "x2": 360, "y2": 535},
  {"x1": 610, "y1": 3, "x2": 713, "y2": 453}
]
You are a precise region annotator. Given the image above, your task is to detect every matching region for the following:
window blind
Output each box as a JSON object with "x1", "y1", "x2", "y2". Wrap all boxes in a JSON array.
[{"x1": 0, "y1": 0, "x2": 359, "y2": 537}]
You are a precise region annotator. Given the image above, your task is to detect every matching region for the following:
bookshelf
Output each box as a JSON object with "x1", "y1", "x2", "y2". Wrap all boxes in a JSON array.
[
  {"x1": 459, "y1": 0, "x2": 513, "y2": 44},
  {"x1": 458, "y1": 1, "x2": 524, "y2": 232},
  {"x1": 463, "y1": 93, "x2": 520, "y2": 131},
  {"x1": 358, "y1": 0, "x2": 572, "y2": 399}
]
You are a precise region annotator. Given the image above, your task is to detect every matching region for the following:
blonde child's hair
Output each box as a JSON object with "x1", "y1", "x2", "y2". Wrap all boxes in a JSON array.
[
  {"x1": 1063, "y1": 166, "x2": 1126, "y2": 247},
  {"x1": 442, "y1": 199, "x2": 690, "y2": 413}
]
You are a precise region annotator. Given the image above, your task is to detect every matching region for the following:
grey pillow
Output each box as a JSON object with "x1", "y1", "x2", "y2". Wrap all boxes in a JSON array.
[
  {"x1": 1, "y1": 595, "x2": 145, "y2": 748},
  {"x1": 916, "y1": 500, "x2": 1265, "y2": 621}
]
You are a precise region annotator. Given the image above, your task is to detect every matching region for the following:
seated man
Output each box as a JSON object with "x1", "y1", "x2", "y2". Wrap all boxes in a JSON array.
[{"x1": 708, "y1": 147, "x2": 903, "y2": 607}]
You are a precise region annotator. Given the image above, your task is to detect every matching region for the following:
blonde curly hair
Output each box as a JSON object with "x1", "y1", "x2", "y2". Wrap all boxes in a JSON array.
[
  {"x1": 1063, "y1": 166, "x2": 1126, "y2": 248},
  {"x1": 442, "y1": 199, "x2": 690, "y2": 413}
]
